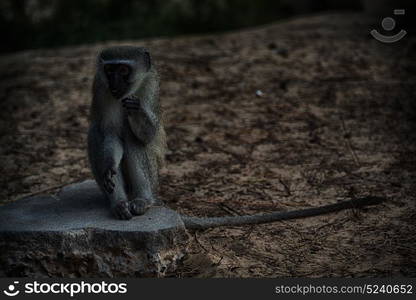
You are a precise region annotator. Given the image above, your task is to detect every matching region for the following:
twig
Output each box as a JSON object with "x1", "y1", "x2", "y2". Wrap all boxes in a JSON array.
[
  {"x1": 193, "y1": 231, "x2": 210, "y2": 253},
  {"x1": 340, "y1": 115, "x2": 361, "y2": 167},
  {"x1": 218, "y1": 203, "x2": 241, "y2": 216},
  {"x1": 314, "y1": 217, "x2": 350, "y2": 232},
  {"x1": 11, "y1": 179, "x2": 84, "y2": 202},
  {"x1": 278, "y1": 177, "x2": 291, "y2": 196}
]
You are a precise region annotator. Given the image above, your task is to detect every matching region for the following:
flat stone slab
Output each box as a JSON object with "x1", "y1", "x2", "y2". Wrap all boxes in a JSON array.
[{"x1": 0, "y1": 180, "x2": 188, "y2": 277}]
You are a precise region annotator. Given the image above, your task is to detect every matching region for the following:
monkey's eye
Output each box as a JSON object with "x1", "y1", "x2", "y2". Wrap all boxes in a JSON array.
[{"x1": 118, "y1": 65, "x2": 130, "y2": 76}]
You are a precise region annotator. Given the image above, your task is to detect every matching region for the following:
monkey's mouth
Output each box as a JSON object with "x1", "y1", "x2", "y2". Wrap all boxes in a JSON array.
[{"x1": 110, "y1": 89, "x2": 125, "y2": 99}]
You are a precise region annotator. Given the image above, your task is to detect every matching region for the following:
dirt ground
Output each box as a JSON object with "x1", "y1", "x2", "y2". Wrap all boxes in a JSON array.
[{"x1": 0, "y1": 13, "x2": 415, "y2": 277}]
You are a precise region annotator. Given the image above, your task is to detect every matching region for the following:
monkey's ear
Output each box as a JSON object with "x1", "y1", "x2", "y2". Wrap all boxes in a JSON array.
[{"x1": 143, "y1": 50, "x2": 151, "y2": 72}]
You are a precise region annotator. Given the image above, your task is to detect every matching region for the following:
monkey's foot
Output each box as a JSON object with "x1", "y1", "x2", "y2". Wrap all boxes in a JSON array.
[
  {"x1": 111, "y1": 201, "x2": 133, "y2": 220},
  {"x1": 130, "y1": 197, "x2": 153, "y2": 216}
]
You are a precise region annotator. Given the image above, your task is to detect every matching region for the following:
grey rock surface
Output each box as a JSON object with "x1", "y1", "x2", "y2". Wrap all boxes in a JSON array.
[{"x1": 0, "y1": 180, "x2": 188, "y2": 277}]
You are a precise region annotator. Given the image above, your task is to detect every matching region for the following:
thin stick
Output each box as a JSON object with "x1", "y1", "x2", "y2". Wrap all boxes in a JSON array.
[
  {"x1": 11, "y1": 179, "x2": 84, "y2": 202},
  {"x1": 218, "y1": 203, "x2": 241, "y2": 216},
  {"x1": 340, "y1": 115, "x2": 361, "y2": 166}
]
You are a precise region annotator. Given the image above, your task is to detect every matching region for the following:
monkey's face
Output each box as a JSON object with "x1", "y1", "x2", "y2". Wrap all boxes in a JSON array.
[{"x1": 103, "y1": 63, "x2": 132, "y2": 99}]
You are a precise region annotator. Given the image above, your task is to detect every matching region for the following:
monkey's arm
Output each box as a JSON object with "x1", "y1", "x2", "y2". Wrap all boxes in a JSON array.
[
  {"x1": 88, "y1": 125, "x2": 124, "y2": 194},
  {"x1": 181, "y1": 196, "x2": 384, "y2": 230},
  {"x1": 122, "y1": 96, "x2": 158, "y2": 144}
]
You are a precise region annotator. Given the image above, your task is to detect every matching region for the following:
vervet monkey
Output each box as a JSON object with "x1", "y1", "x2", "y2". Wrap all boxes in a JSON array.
[
  {"x1": 88, "y1": 46, "x2": 165, "y2": 220},
  {"x1": 88, "y1": 46, "x2": 383, "y2": 227}
]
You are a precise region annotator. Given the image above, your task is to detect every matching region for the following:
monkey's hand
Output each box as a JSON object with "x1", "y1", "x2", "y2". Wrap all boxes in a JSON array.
[
  {"x1": 122, "y1": 96, "x2": 141, "y2": 114},
  {"x1": 123, "y1": 95, "x2": 157, "y2": 144},
  {"x1": 111, "y1": 201, "x2": 133, "y2": 220},
  {"x1": 103, "y1": 166, "x2": 116, "y2": 194}
]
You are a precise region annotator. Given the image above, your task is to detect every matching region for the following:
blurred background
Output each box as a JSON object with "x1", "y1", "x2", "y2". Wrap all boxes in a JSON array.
[{"x1": 1, "y1": 0, "x2": 414, "y2": 54}]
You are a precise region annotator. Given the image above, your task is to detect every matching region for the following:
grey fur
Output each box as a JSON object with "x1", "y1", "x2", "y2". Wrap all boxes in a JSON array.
[{"x1": 88, "y1": 46, "x2": 166, "y2": 220}]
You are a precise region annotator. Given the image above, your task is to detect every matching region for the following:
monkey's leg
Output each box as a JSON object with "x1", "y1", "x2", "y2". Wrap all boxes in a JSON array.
[
  {"x1": 103, "y1": 166, "x2": 133, "y2": 220},
  {"x1": 123, "y1": 145, "x2": 158, "y2": 216},
  {"x1": 88, "y1": 127, "x2": 132, "y2": 220}
]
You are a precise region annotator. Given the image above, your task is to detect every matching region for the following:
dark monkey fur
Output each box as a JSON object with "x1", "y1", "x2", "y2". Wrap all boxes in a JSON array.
[{"x1": 88, "y1": 46, "x2": 383, "y2": 228}]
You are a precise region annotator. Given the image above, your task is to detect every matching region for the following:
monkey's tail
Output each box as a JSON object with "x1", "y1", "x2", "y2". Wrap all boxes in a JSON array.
[{"x1": 181, "y1": 196, "x2": 384, "y2": 230}]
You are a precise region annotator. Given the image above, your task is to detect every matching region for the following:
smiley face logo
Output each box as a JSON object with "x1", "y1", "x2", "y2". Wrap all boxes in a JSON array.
[
  {"x1": 3, "y1": 281, "x2": 20, "y2": 297},
  {"x1": 371, "y1": 9, "x2": 407, "y2": 43}
]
